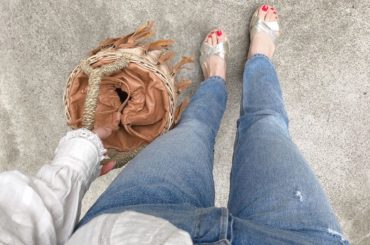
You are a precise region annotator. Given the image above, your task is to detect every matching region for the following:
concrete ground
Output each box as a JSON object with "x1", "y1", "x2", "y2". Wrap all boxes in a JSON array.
[{"x1": 1, "y1": 0, "x2": 369, "y2": 243}]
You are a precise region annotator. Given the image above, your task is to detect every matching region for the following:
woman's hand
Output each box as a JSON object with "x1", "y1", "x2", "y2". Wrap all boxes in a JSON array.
[{"x1": 93, "y1": 128, "x2": 117, "y2": 176}]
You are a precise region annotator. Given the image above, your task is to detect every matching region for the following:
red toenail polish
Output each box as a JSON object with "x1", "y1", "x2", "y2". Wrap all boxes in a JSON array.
[
  {"x1": 262, "y1": 5, "x2": 268, "y2": 11},
  {"x1": 216, "y1": 30, "x2": 222, "y2": 36}
]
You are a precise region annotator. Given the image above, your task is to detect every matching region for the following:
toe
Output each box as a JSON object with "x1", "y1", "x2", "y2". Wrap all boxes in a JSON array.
[
  {"x1": 272, "y1": 7, "x2": 278, "y2": 20},
  {"x1": 211, "y1": 32, "x2": 217, "y2": 46},
  {"x1": 204, "y1": 34, "x2": 209, "y2": 42},
  {"x1": 204, "y1": 29, "x2": 217, "y2": 43},
  {"x1": 266, "y1": 6, "x2": 278, "y2": 22},
  {"x1": 258, "y1": 4, "x2": 269, "y2": 20},
  {"x1": 216, "y1": 29, "x2": 225, "y2": 44},
  {"x1": 206, "y1": 35, "x2": 212, "y2": 46}
]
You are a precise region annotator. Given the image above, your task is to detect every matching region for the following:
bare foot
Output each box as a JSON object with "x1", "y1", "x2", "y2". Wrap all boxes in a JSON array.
[
  {"x1": 248, "y1": 5, "x2": 279, "y2": 59},
  {"x1": 201, "y1": 29, "x2": 227, "y2": 80}
]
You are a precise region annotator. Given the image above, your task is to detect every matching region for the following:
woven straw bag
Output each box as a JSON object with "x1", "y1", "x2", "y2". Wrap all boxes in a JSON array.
[{"x1": 63, "y1": 22, "x2": 192, "y2": 168}]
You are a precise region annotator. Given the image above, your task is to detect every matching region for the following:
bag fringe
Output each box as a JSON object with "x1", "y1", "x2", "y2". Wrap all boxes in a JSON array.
[
  {"x1": 90, "y1": 21, "x2": 155, "y2": 55},
  {"x1": 171, "y1": 56, "x2": 194, "y2": 75}
]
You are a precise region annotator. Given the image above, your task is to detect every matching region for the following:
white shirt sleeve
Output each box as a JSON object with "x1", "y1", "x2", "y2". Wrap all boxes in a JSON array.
[
  {"x1": 0, "y1": 129, "x2": 105, "y2": 245},
  {"x1": 66, "y1": 211, "x2": 193, "y2": 245}
]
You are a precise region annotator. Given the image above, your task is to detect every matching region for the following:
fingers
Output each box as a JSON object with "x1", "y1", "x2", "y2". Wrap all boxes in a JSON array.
[
  {"x1": 92, "y1": 128, "x2": 115, "y2": 175},
  {"x1": 93, "y1": 127, "x2": 112, "y2": 139},
  {"x1": 93, "y1": 128, "x2": 114, "y2": 175},
  {"x1": 100, "y1": 160, "x2": 117, "y2": 176}
]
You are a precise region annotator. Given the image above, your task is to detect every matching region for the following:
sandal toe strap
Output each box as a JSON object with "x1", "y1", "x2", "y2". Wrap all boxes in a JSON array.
[
  {"x1": 200, "y1": 41, "x2": 230, "y2": 60},
  {"x1": 251, "y1": 16, "x2": 280, "y2": 43}
]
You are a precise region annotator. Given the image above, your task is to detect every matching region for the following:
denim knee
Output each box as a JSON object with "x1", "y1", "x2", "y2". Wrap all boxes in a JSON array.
[{"x1": 237, "y1": 110, "x2": 289, "y2": 136}]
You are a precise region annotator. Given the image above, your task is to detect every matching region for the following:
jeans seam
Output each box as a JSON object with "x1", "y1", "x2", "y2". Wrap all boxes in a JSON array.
[
  {"x1": 227, "y1": 213, "x2": 234, "y2": 243},
  {"x1": 192, "y1": 208, "x2": 201, "y2": 241},
  {"x1": 218, "y1": 208, "x2": 228, "y2": 240},
  {"x1": 227, "y1": 117, "x2": 242, "y2": 211}
]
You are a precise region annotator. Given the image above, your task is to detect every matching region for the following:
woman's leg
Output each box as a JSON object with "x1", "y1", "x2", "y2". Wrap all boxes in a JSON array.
[
  {"x1": 228, "y1": 5, "x2": 347, "y2": 244},
  {"x1": 79, "y1": 30, "x2": 229, "y2": 228},
  {"x1": 79, "y1": 76, "x2": 227, "y2": 225}
]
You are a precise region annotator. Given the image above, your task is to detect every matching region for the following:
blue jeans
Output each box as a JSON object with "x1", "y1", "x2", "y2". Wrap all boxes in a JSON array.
[{"x1": 78, "y1": 55, "x2": 348, "y2": 244}]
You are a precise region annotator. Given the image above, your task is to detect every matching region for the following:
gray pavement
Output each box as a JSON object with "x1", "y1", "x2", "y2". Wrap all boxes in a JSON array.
[{"x1": 1, "y1": 0, "x2": 369, "y2": 243}]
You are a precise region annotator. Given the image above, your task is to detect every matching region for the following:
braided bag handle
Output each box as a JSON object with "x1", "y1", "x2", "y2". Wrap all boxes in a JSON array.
[
  {"x1": 79, "y1": 54, "x2": 140, "y2": 168},
  {"x1": 80, "y1": 54, "x2": 130, "y2": 130}
]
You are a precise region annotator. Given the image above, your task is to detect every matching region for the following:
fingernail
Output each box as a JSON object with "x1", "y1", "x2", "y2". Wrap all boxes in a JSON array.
[
  {"x1": 262, "y1": 5, "x2": 269, "y2": 11},
  {"x1": 216, "y1": 30, "x2": 222, "y2": 36}
]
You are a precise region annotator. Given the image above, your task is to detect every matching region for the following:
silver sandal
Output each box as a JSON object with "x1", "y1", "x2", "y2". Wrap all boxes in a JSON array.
[
  {"x1": 200, "y1": 30, "x2": 230, "y2": 78},
  {"x1": 250, "y1": 8, "x2": 280, "y2": 44}
]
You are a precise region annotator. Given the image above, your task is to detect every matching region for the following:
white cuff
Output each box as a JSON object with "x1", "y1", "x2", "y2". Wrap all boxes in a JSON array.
[
  {"x1": 57, "y1": 129, "x2": 107, "y2": 161},
  {"x1": 52, "y1": 129, "x2": 107, "y2": 186}
]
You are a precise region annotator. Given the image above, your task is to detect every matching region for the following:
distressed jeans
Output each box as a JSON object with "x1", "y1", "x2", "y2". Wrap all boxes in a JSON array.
[{"x1": 78, "y1": 54, "x2": 348, "y2": 244}]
